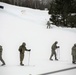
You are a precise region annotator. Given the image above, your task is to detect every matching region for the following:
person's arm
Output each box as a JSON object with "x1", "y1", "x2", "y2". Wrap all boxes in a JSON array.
[
  {"x1": 57, "y1": 46, "x2": 60, "y2": 48},
  {"x1": 56, "y1": 45, "x2": 60, "y2": 49},
  {"x1": 25, "y1": 47, "x2": 31, "y2": 51}
]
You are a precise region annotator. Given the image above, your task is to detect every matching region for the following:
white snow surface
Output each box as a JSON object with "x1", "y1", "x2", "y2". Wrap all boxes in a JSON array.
[{"x1": 0, "y1": 2, "x2": 76, "y2": 75}]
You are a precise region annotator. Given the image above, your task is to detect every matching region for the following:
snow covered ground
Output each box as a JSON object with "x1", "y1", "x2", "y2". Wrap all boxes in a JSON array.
[{"x1": 0, "y1": 2, "x2": 76, "y2": 75}]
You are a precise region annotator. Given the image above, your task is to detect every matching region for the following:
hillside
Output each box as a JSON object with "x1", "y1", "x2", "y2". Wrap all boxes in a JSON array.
[{"x1": 0, "y1": 2, "x2": 76, "y2": 75}]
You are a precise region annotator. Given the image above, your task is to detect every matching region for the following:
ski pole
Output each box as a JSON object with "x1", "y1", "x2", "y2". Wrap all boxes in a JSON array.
[
  {"x1": 28, "y1": 51, "x2": 30, "y2": 66},
  {"x1": 57, "y1": 48, "x2": 60, "y2": 60}
]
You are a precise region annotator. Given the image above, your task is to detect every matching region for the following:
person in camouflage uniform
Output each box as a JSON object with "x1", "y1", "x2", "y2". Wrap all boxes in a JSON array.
[
  {"x1": 46, "y1": 21, "x2": 51, "y2": 29},
  {"x1": 0, "y1": 45, "x2": 5, "y2": 66},
  {"x1": 50, "y1": 41, "x2": 59, "y2": 61},
  {"x1": 72, "y1": 44, "x2": 76, "y2": 64},
  {"x1": 18, "y1": 42, "x2": 31, "y2": 66}
]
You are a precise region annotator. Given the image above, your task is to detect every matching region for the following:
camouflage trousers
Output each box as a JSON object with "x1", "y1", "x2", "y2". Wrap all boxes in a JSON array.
[
  {"x1": 47, "y1": 25, "x2": 51, "y2": 29},
  {"x1": 72, "y1": 55, "x2": 76, "y2": 62},
  {"x1": 20, "y1": 53, "x2": 24, "y2": 63},
  {"x1": 0, "y1": 53, "x2": 5, "y2": 64},
  {"x1": 50, "y1": 51, "x2": 57, "y2": 59}
]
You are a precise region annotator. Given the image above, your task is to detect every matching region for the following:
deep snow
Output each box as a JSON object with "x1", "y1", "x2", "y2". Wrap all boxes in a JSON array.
[{"x1": 0, "y1": 2, "x2": 76, "y2": 75}]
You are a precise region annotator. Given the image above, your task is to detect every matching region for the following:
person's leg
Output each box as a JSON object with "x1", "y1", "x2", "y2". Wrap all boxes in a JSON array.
[
  {"x1": 49, "y1": 25, "x2": 50, "y2": 29},
  {"x1": 20, "y1": 53, "x2": 24, "y2": 66},
  {"x1": 47, "y1": 25, "x2": 48, "y2": 29},
  {"x1": 50, "y1": 53, "x2": 53, "y2": 60},
  {"x1": 55, "y1": 51, "x2": 58, "y2": 60},
  {"x1": 0, "y1": 55, "x2": 5, "y2": 66},
  {"x1": 72, "y1": 55, "x2": 75, "y2": 64}
]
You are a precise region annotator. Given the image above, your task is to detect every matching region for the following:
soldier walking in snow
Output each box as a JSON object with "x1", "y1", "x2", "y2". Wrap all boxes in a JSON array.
[
  {"x1": 46, "y1": 21, "x2": 51, "y2": 29},
  {"x1": 0, "y1": 45, "x2": 5, "y2": 66},
  {"x1": 18, "y1": 42, "x2": 31, "y2": 66},
  {"x1": 71, "y1": 44, "x2": 76, "y2": 64},
  {"x1": 50, "y1": 41, "x2": 59, "y2": 61}
]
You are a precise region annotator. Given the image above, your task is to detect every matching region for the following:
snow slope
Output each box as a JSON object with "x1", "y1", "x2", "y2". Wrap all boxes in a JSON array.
[{"x1": 0, "y1": 2, "x2": 76, "y2": 75}]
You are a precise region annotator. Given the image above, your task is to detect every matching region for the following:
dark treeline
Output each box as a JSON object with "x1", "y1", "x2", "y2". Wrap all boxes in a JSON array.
[
  {"x1": 48, "y1": 0, "x2": 76, "y2": 28},
  {"x1": 0, "y1": 0, "x2": 51, "y2": 10},
  {"x1": 1, "y1": 0, "x2": 76, "y2": 28}
]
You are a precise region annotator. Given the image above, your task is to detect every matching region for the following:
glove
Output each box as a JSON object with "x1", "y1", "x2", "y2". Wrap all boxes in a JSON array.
[
  {"x1": 29, "y1": 49, "x2": 31, "y2": 51},
  {"x1": 57, "y1": 46, "x2": 60, "y2": 48}
]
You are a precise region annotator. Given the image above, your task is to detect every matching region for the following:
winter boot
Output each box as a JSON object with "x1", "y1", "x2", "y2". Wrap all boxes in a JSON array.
[
  {"x1": 72, "y1": 61, "x2": 75, "y2": 64},
  {"x1": 20, "y1": 63, "x2": 24, "y2": 66},
  {"x1": 20, "y1": 62, "x2": 24, "y2": 66},
  {"x1": 1, "y1": 63, "x2": 5, "y2": 66},
  {"x1": 49, "y1": 58, "x2": 53, "y2": 61},
  {"x1": 55, "y1": 58, "x2": 58, "y2": 61}
]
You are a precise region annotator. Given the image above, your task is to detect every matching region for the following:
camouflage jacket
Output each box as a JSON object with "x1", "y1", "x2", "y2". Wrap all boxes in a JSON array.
[
  {"x1": 51, "y1": 43, "x2": 59, "y2": 51},
  {"x1": 72, "y1": 46, "x2": 76, "y2": 56},
  {"x1": 19, "y1": 45, "x2": 29, "y2": 53}
]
